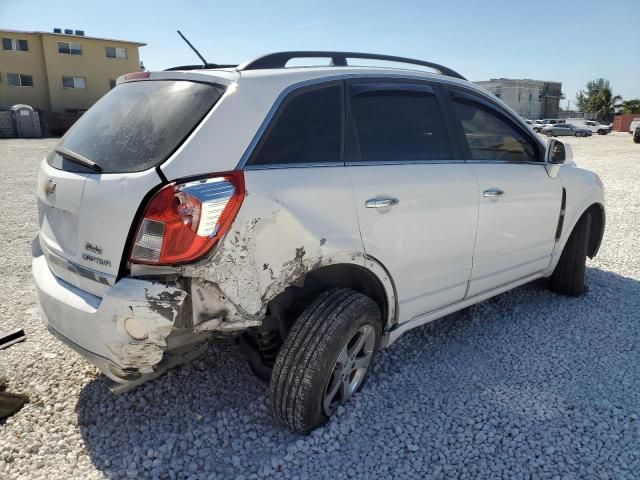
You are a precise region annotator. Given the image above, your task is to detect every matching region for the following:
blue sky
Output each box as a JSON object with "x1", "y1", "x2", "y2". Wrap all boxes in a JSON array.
[{"x1": 2, "y1": 0, "x2": 639, "y2": 104}]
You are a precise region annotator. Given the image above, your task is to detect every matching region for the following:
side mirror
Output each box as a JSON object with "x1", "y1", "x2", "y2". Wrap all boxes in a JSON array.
[
  {"x1": 547, "y1": 139, "x2": 566, "y2": 164},
  {"x1": 545, "y1": 139, "x2": 573, "y2": 178}
]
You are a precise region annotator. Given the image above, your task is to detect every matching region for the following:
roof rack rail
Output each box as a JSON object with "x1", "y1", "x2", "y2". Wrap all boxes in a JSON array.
[
  {"x1": 237, "y1": 51, "x2": 466, "y2": 80},
  {"x1": 164, "y1": 63, "x2": 237, "y2": 71}
]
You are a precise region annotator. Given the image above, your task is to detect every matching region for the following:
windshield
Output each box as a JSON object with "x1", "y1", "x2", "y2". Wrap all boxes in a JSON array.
[{"x1": 48, "y1": 80, "x2": 225, "y2": 173}]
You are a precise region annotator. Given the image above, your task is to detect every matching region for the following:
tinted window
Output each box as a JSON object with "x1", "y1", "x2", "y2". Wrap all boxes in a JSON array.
[
  {"x1": 349, "y1": 88, "x2": 451, "y2": 161},
  {"x1": 250, "y1": 85, "x2": 341, "y2": 166},
  {"x1": 453, "y1": 98, "x2": 539, "y2": 162},
  {"x1": 20, "y1": 74, "x2": 33, "y2": 87},
  {"x1": 50, "y1": 80, "x2": 225, "y2": 173}
]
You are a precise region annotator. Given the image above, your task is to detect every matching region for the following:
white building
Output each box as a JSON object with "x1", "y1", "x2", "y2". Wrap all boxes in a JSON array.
[{"x1": 474, "y1": 78, "x2": 564, "y2": 120}]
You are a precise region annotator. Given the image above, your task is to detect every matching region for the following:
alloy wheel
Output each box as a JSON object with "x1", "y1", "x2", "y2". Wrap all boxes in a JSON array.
[{"x1": 322, "y1": 323, "x2": 376, "y2": 416}]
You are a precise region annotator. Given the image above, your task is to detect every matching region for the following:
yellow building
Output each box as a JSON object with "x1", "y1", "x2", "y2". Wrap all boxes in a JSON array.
[{"x1": 0, "y1": 28, "x2": 145, "y2": 113}]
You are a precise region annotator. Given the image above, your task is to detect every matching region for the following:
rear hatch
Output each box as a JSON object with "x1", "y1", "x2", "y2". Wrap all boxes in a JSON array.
[{"x1": 37, "y1": 78, "x2": 226, "y2": 297}]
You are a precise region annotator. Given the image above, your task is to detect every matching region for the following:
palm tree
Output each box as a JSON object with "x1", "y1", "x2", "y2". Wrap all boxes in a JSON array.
[
  {"x1": 581, "y1": 79, "x2": 622, "y2": 122},
  {"x1": 618, "y1": 99, "x2": 640, "y2": 114}
]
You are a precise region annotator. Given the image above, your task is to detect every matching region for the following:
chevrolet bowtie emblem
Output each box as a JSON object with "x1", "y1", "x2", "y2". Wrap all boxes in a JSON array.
[{"x1": 44, "y1": 177, "x2": 57, "y2": 195}]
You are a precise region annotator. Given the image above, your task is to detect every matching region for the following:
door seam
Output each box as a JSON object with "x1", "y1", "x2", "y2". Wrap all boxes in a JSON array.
[{"x1": 464, "y1": 163, "x2": 481, "y2": 299}]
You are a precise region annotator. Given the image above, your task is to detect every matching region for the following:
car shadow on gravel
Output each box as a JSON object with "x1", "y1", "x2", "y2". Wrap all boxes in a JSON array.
[{"x1": 76, "y1": 266, "x2": 640, "y2": 478}]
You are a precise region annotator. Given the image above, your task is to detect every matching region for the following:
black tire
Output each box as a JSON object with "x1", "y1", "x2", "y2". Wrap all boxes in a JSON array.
[
  {"x1": 270, "y1": 288, "x2": 381, "y2": 433},
  {"x1": 575, "y1": 131, "x2": 581, "y2": 137},
  {"x1": 598, "y1": 130, "x2": 606, "y2": 135},
  {"x1": 549, "y1": 212, "x2": 591, "y2": 296},
  {"x1": 546, "y1": 131, "x2": 553, "y2": 137}
]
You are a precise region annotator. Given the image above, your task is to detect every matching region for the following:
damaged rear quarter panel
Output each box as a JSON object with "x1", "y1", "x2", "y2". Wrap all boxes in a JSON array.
[{"x1": 179, "y1": 167, "x2": 395, "y2": 331}]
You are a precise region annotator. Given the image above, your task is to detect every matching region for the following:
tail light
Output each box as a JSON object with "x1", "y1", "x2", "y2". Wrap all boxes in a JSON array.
[{"x1": 130, "y1": 171, "x2": 244, "y2": 265}]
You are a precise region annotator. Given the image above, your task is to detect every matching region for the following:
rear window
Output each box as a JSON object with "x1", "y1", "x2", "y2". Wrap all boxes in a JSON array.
[{"x1": 49, "y1": 80, "x2": 225, "y2": 173}]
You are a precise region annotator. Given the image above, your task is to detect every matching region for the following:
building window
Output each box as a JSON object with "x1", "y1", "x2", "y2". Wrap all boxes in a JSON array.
[
  {"x1": 494, "y1": 87, "x2": 502, "y2": 99},
  {"x1": 106, "y1": 46, "x2": 128, "y2": 59},
  {"x1": 109, "y1": 79, "x2": 117, "y2": 89},
  {"x1": 528, "y1": 91, "x2": 533, "y2": 102},
  {"x1": 58, "y1": 42, "x2": 82, "y2": 55},
  {"x1": 2, "y1": 38, "x2": 29, "y2": 51},
  {"x1": 62, "y1": 76, "x2": 87, "y2": 89},
  {"x1": 7, "y1": 73, "x2": 34, "y2": 87}
]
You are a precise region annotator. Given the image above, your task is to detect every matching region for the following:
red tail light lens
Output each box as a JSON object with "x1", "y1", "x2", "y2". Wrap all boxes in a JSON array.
[{"x1": 130, "y1": 171, "x2": 245, "y2": 265}]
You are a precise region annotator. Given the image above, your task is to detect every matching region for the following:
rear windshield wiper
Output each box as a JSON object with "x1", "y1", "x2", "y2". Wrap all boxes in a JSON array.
[{"x1": 55, "y1": 147, "x2": 103, "y2": 173}]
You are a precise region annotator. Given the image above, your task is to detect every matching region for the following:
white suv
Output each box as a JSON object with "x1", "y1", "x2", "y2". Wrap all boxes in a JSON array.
[{"x1": 33, "y1": 52, "x2": 605, "y2": 433}]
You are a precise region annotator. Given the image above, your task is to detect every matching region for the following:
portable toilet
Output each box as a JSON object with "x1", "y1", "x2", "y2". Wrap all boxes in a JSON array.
[{"x1": 11, "y1": 104, "x2": 41, "y2": 138}]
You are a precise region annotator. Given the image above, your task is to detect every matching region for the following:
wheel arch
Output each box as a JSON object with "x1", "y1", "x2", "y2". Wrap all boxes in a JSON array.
[
  {"x1": 585, "y1": 202, "x2": 605, "y2": 258},
  {"x1": 266, "y1": 255, "x2": 398, "y2": 335},
  {"x1": 548, "y1": 199, "x2": 605, "y2": 276}
]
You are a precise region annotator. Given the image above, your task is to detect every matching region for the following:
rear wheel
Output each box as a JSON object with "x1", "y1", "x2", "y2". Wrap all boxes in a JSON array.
[
  {"x1": 270, "y1": 288, "x2": 381, "y2": 433},
  {"x1": 546, "y1": 131, "x2": 553, "y2": 137},
  {"x1": 549, "y1": 213, "x2": 591, "y2": 296},
  {"x1": 598, "y1": 129, "x2": 606, "y2": 135}
]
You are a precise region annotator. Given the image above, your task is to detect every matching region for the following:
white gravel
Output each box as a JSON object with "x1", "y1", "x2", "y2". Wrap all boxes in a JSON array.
[{"x1": 1, "y1": 133, "x2": 639, "y2": 479}]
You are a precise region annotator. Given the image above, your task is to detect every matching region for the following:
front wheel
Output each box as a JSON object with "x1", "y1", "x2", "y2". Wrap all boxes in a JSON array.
[
  {"x1": 549, "y1": 213, "x2": 591, "y2": 296},
  {"x1": 546, "y1": 131, "x2": 553, "y2": 137},
  {"x1": 270, "y1": 288, "x2": 382, "y2": 433}
]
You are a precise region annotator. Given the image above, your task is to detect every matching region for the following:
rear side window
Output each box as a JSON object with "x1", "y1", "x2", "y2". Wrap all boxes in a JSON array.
[
  {"x1": 249, "y1": 84, "x2": 342, "y2": 166},
  {"x1": 50, "y1": 80, "x2": 225, "y2": 173},
  {"x1": 348, "y1": 87, "x2": 451, "y2": 161},
  {"x1": 452, "y1": 98, "x2": 540, "y2": 162}
]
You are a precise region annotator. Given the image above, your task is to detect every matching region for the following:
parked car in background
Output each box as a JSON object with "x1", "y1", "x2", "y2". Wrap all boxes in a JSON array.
[
  {"x1": 629, "y1": 118, "x2": 640, "y2": 134},
  {"x1": 542, "y1": 119, "x2": 565, "y2": 126},
  {"x1": 566, "y1": 118, "x2": 612, "y2": 135},
  {"x1": 532, "y1": 120, "x2": 545, "y2": 132},
  {"x1": 32, "y1": 51, "x2": 606, "y2": 433},
  {"x1": 634, "y1": 126, "x2": 640, "y2": 144},
  {"x1": 542, "y1": 123, "x2": 592, "y2": 137}
]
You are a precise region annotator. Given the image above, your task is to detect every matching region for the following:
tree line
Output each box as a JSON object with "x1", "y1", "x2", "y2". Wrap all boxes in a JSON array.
[{"x1": 575, "y1": 78, "x2": 640, "y2": 122}]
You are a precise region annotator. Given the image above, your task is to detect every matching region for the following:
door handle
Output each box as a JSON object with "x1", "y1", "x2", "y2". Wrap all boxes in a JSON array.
[
  {"x1": 482, "y1": 188, "x2": 504, "y2": 198},
  {"x1": 365, "y1": 198, "x2": 399, "y2": 208}
]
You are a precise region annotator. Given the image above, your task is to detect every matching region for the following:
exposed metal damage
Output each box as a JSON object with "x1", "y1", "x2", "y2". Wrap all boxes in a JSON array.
[{"x1": 100, "y1": 279, "x2": 187, "y2": 372}]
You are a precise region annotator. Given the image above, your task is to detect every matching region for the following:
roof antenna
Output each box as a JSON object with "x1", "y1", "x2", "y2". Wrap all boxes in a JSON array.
[{"x1": 177, "y1": 30, "x2": 208, "y2": 68}]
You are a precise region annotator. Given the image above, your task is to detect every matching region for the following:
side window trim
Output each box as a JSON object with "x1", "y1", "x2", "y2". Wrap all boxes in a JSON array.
[
  {"x1": 449, "y1": 87, "x2": 544, "y2": 162},
  {"x1": 344, "y1": 78, "x2": 454, "y2": 164},
  {"x1": 243, "y1": 80, "x2": 345, "y2": 169}
]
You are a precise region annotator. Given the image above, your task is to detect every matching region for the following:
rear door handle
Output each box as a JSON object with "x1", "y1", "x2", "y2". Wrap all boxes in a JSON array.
[
  {"x1": 365, "y1": 198, "x2": 399, "y2": 208},
  {"x1": 482, "y1": 188, "x2": 504, "y2": 198}
]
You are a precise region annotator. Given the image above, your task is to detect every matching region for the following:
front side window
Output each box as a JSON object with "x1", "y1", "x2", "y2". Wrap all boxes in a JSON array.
[
  {"x1": 2, "y1": 38, "x2": 28, "y2": 51},
  {"x1": 249, "y1": 84, "x2": 342, "y2": 166},
  {"x1": 452, "y1": 96, "x2": 539, "y2": 162},
  {"x1": 106, "y1": 46, "x2": 128, "y2": 59},
  {"x1": 348, "y1": 86, "x2": 451, "y2": 161},
  {"x1": 58, "y1": 42, "x2": 82, "y2": 55},
  {"x1": 62, "y1": 76, "x2": 86, "y2": 89},
  {"x1": 7, "y1": 73, "x2": 33, "y2": 87}
]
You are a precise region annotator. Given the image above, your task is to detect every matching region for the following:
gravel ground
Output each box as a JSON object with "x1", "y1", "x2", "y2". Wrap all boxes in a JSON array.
[{"x1": 0, "y1": 133, "x2": 639, "y2": 479}]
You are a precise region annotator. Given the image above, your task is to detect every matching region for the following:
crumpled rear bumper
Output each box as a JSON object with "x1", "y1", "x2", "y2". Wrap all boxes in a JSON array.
[{"x1": 32, "y1": 239, "x2": 192, "y2": 389}]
